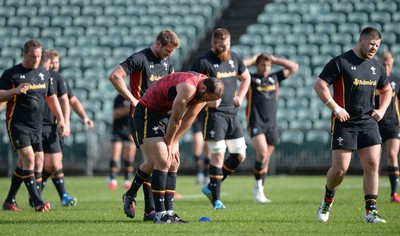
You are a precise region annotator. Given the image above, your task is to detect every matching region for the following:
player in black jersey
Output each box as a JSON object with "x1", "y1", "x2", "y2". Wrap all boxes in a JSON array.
[
  {"x1": 191, "y1": 28, "x2": 251, "y2": 209},
  {"x1": 108, "y1": 94, "x2": 136, "y2": 190},
  {"x1": 244, "y1": 53, "x2": 298, "y2": 203},
  {"x1": 108, "y1": 29, "x2": 180, "y2": 221},
  {"x1": 376, "y1": 51, "x2": 400, "y2": 203},
  {"x1": 315, "y1": 27, "x2": 392, "y2": 223},
  {"x1": 38, "y1": 49, "x2": 94, "y2": 204},
  {"x1": 0, "y1": 39, "x2": 67, "y2": 212}
]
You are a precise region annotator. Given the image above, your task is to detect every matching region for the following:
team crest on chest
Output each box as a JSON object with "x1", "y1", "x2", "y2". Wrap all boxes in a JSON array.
[
  {"x1": 370, "y1": 66, "x2": 376, "y2": 75},
  {"x1": 39, "y1": 73, "x2": 45, "y2": 80},
  {"x1": 228, "y1": 60, "x2": 234, "y2": 68}
]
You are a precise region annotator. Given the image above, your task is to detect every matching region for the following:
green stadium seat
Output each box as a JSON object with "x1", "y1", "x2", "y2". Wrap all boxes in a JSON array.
[
  {"x1": 309, "y1": 3, "x2": 331, "y2": 14},
  {"x1": 60, "y1": 68, "x2": 82, "y2": 81},
  {"x1": 247, "y1": 23, "x2": 269, "y2": 36},
  {"x1": 29, "y1": 16, "x2": 50, "y2": 28},
  {"x1": 283, "y1": 77, "x2": 304, "y2": 89},
  {"x1": 104, "y1": 5, "x2": 126, "y2": 16},
  {"x1": 117, "y1": 15, "x2": 139, "y2": 27},
  {"x1": 73, "y1": 16, "x2": 95, "y2": 27},
  {"x1": 230, "y1": 45, "x2": 251, "y2": 59},
  {"x1": 288, "y1": 119, "x2": 313, "y2": 130},
  {"x1": 139, "y1": 15, "x2": 161, "y2": 26},
  {"x1": 302, "y1": 14, "x2": 320, "y2": 24},
  {"x1": 81, "y1": 5, "x2": 104, "y2": 16},
  {"x1": 315, "y1": 23, "x2": 337, "y2": 34},
  {"x1": 169, "y1": 4, "x2": 190, "y2": 16},
  {"x1": 384, "y1": 22, "x2": 400, "y2": 34},
  {"x1": 25, "y1": 0, "x2": 46, "y2": 7},
  {"x1": 353, "y1": 2, "x2": 375, "y2": 12},
  {"x1": 60, "y1": 56, "x2": 81, "y2": 70},
  {"x1": 322, "y1": 12, "x2": 346, "y2": 24},
  {"x1": 183, "y1": 15, "x2": 206, "y2": 34},
  {"x1": 76, "y1": 36, "x2": 99, "y2": 47},
  {"x1": 63, "y1": 26, "x2": 85, "y2": 37},
  {"x1": 370, "y1": 11, "x2": 391, "y2": 24},
  {"x1": 330, "y1": 33, "x2": 353, "y2": 45},
  {"x1": 38, "y1": 5, "x2": 59, "y2": 17},
  {"x1": 311, "y1": 54, "x2": 332, "y2": 67},
  {"x1": 257, "y1": 12, "x2": 281, "y2": 25},
  {"x1": 47, "y1": 0, "x2": 67, "y2": 5},
  {"x1": 9, "y1": 36, "x2": 30, "y2": 48},
  {"x1": 54, "y1": 36, "x2": 76, "y2": 48},
  {"x1": 59, "y1": 5, "x2": 81, "y2": 17},
  {"x1": 297, "y1": 44, "x2": 319, "y2": 56},
  {"x1": 89, "y1": 46, "x2": 112, "y2": 58},
  {"x1": 292, "y1": 23, "x2": 314, "y2": 35},
  {"x1": 162, "y1": 15, "x2": 183, "y2": 26},
  {"x1": 307, "y1": 34, "x2": 329, "y2": 45},
  {"x1": 274, "y1": 44, "x2": 296, "y2": 57},
  {"x1": 19, "y1": 26, "x2": 40, "y2": 38},
  {"x1": 285, "y1": 34, "x2": 307, "y2": 46},
  {"x1": 331, "y1": 2, "x2": 353, "y2": 13},
  {"x1": 286, "y1": 2, "x2": 308, "y2": 14},
  {"x1": 68, "y1": 46, "x2": 90, "y2": 57},
  {"x1": 277, "y1": 108, "x2": 297, "y2": 122},
  {"x1": 251, "y1": 45, "x2": 273, "y2": 55},
  {"x1": 0, "y1": 6, "x2": 15, "y2": 18},
  {"x1": 296, "y1": 86, "x2": 317, "y2": 100},
  {"x1": 360, "y1": 22, "x2": 382, "y2": 31},
  {"x1": 37, "y1": 38, "x2": 54, "y2": 49},
  {"x1": 347, "y1": 12, "x2": 369, "y2": 24},
  {"x1": 91, "y1": 0, "x2": 111, "y2": 7},
  {"x1": 290, "y1": 55, "x2": 310, "y2": 66},
  {"x1": 126, "y1": 5, "x2": 148, "y2": 17},
  {"x1": 81, "y1": 57, "x2": 105, "y2": 70},
  {"x1": 69, "y1": 0, "x2": 91, "y2": 7},
  {"x1": 312, "y1": 119, "x2": 330, "y2": 130},
  {"x1": 278, "y1": 129, "x2": 305, "y2": 162},
  {"x1": 376, "y1": 1, "x2": 397, "y2": 12},
  {"x1": 41, "y1": 27, "x2": 63, "y2": 39},
  {"x1": 264, "y1": 2, "x2": 287, "y2": 13},
  {"x1": 86, "y1": 26, "x2": 107, "y2": 37},
  {"x1": 95, "y1": 15, "x2": 116, "y2": 27},
  {"x1": 319, "y1": 108, "x2": 333, "y2": 120},
  {"x1": 7, "y1": 17, "x2": 28, "y2": 28},
  {"x1": 0, "y1": 37, "x2": 10, "y2": 48},
  {"x1": 320, "y1": 44, "x2": 341, "y2": 56},
  {"x1": 1, "y1": 47, "x2": 21, "y2": 60},
  {"x1": 191, "y1": 4, "x2": 213, "y2": 20},
  {"x1": 304, "y1": 129, "x2": 330, "y2": 159},
  {"x1": 51, "y1": 16, "x2": 73, "y2": 28},
  {"x1": 270, "y1": 23, "x2": 291, "y2": 34},
  {"x1": 338, "y1": 22, "x2": 360, "y2": 34},
  {"x1": 239, "y1": 34, "x2": 262, "y2": 46},
  {"x1": 99, "y1": 35, "x2": 122, "y2": 48},
  {"x1": 297, "y1": 108, "x2": 319, "y2": 121},
  {"x1": 0, "y1": 57, "x2": 14, "y2": 69},
  {"x1": 286, "y1": 97, "x2": 309, "y2": 111},
  {"x1": 278, "y1": 87, "x2": 296, "y2": 100},
  {"x1": 16, "y1": 6, "x2": 37, "y2": 17}
]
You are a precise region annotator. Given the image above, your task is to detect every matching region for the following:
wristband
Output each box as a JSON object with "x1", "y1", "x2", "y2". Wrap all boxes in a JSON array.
[
  {"x1": 325, "y1": 98, "x2": 333, "y2": 105},
  {"x1": 333, "y1": 107, "x2": 342, "y2": 115}
]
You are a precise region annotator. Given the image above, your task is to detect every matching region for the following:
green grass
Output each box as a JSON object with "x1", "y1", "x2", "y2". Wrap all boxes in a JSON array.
[{"x1": 0, "y1": 175, "x2": 398, "y2": 235}]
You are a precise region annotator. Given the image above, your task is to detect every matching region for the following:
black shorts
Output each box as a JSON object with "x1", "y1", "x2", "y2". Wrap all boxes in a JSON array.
[
  {"x1": 379, "y1": 124, "x2": 400, "y2": 142},
  {"x1": 111, "y1": 127, "x2": 133, "y2": 143},
  {"x1": 42, "y1": 127, "x2": 62, "y2": 153},
  {"x1": 203, "y1": 111, "x2": 244, "y2": 141},
  {"x1": 132, "y1": 103, "x2": 169, "y2": 147},
  {"x1": 191, "y1": 109, "x2": 206, "y2": 134},
  {"x1": 331, "y1": 120, "x2": 382, "y2": 150},
  {"x1": 248, "y1": 123, "x2": 279, "y2": 145},
  {"x1": 8, "y1": 125, "x2": 43, "y2": 152}
]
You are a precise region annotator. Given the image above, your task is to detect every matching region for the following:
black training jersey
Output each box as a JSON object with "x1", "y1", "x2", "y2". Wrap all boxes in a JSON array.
[
  {"x1": 191, "y1": 50, "x2": 247, "y2": 114},
  {"x1": 375, "y1": 73, "x2": 400, "y2": 127},
  {"x1": 119, "y1": 47, "x2": 174, "y2": 116},
  {"x1": 43, "y1": 70, "x2": 68, "y2": 127},
  {"x1": 319, "y1": 50, "x2": 390, "y2": 125},
  {"x1": 112, "y1": 94, "x2": 130, "y2": 133},
  {"x1": 246, "y1": 70, "x2": 285, "y2": 125},
  {"x1": 0, "y1": 64, "x2": 54, "y2": 132}
]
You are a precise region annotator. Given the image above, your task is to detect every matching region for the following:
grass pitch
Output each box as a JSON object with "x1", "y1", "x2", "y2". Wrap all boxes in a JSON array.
[{"x1": 0, "y1": 175, "x2": 398, "y2": 235}]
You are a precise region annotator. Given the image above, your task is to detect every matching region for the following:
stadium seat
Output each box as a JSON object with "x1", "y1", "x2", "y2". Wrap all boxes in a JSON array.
[
  {"x1": 286, "y1": 2, "x2": 308, "y2": 14},
  {"x1": 126, "y1": 4, "x2": 148, "y2": 17},
  {"x1": 257, "y1": 12, "x2": 281, "y2": 25},
  {"x1": 230, "y1": 45, "x2": 252, "y2": 59},
  {"x1": 191, "y1": 4, "x2": 213, "y2": 20},
  {"x1": 297, "y1": 44, "x2": 319, "y2": 56},
  {"x1": 81, "y1": 5, "x2": 103, "y2": 16},
  {"x1": 86, "y1": 26, "x2": 107, "y2": 37},
  {"x1": 292, "y1": 23, "x2": 314, "y2": 35},
  {"x1": 19, "y1": 26, "x2": 40, "y2": 38},
  {"x1": 51, "y1": 16, "x2": 73, "y2": 28},
  {"x1": 278, "y1": 130, "x2": 305, "y2": 161},
  {"x1": 320, "y1": 44, "x2": 341, "y2": 56},
  {"x1": 63, "y1": 26, "x2": 85, "y2": 37},
  {"x1": 312, "y1": 119, "x2": 330, "y2": 130},
  {"x1": 286, "y1": 97, "x2": 309, "y2": 111},
  {"x1": 274, "y1": 45, "x2": 296, "y2": 57},
  {"x1": 7, "y1": 17, "x2": 28, "y2": 28},
  {"x1": 29, "y1": 16, "x2": 50, "y2": 28},
  {"x1": 311, "y1": 54, "x2": 333, "y2": 68},
  {"x1": 16, "y1": 6, "x2": 37, "y2": 17},
  {"x1": 239, "y1": 34, "x2": 262, "y2": 47},
  {"x1": 73, "y1": 16, "x2": 95, "y2": 27},
  {"x1": 76, "y1": 36, "x2": 98, "y2": 47},
  {"x1": 89, "y1": 46, "x2": 112, "y2": 58},
  {"x1": 38, "y1": 5, "x2": 59, "y2": 17},
  {"x1": 278, "y1": 87, "x2": 296, "y2": 100},
  {"x1": 295, "y1": 86, "x2": 316, "y2": 100},
  {"x1": 68, "y1": 46, "x2": 90, "y2": 57},
  {"x1": 309, "y1": 3, "x2": 331, "y2": 14},
  {"x1": 384, "y1": 22, "x2": 400, "y2": 34},
  {"x1": 108, "y1": 26, "x2": 130, "y2": 37},
  {"x1": 60, "y1": 56, "x2": 81, "y2": 70},
  {"x1": 169, "y1": 4, "x2": 190, "y2": 16},
  {"x1": 264, "y1": 2, "x2": 287, "y2": 13},
  {"x1": 315, "y1": 23, "x2": 337, "y2": 34},
  {"x1": 99, "y1": 35, "x2": 122, "y2": 48},
  {"x1": 307, "y1": 34, "x2": 329, "y2": 45},
  {"x1": 322, "y1": 12, "x2": 346, "y2": 24},
  {"x1": 331, "y1": 2, "x2": 353, "y2": 13},
  {"x1": 69, "y1": 0, "x2": 91, "y2": 7},
  {"x1": 54, "y1": 36, "x2": 76, "y2": 48},
  {"x1": 104, "y1": 5, "x2": 126, "y2": 16},
  {"x1": 330, "y1": 33, "x2": 353, "y2": 45},
  {"x1": 1, "y1": 47, "x2": 22, "y2": 59},
  {"x1": 95, "y1": 15, "x2": 116, "y2": 27},
  {"x1": 376, "y1": 1, "x2": 397, "y2": 12},
  {"x1": 347, "y1": 12, "x2": 369, "y2": 24},
  {"x1": 183, "y1": 15, "x2": 207, "y2": 34},
  {"x1": 338, "y1": 22, "x2": 360, "y2": 34},
  {"x1": 270, "y1": 23, "x2": 291, "y2": 34},
  {"x1": 285, "y1": 34, "x2": 307, "y2": 46},
  {"x1": 41, "y1": 27, "x2": 63, "y2": 39},
  {"x1": 353, "y1": 1, "x2": 375, "y2": 12},
  {"x1": 288, "y1": 119, "x2": 313, "y2": 130},
  {"x1": 59, "y1": 5, "x2": 81, "y2": 17},
  {"x1": 0, "y1": 37, "x2": 10, "y2": 48},
  {"x1": 304, "y1": 129, "x2": 330, "y2": 160},
  {"x1": 0, "y1": 57, "x2": 14, "y2": 70},
  {"x1": 246, "y1": 23, "x2": 269, "y2": 36},
  {"x1": 290, "y1": 55, "x2": 310, "y2": 66},
  {"x1": 139, "y1": 15, "x2": 161, "y2": 26},
  {"x1": 9, "y1": 36, "x2": 30, "y2": 48},
  {"x1": 370, "y1": 11, "x2": 391, "y2": 24},
  {"x1": 81, "y1": 57, "x2": 105, "y2": 71},
  {"x1": 0, "y1": 6, "x2": 15, "y2": 18},
  {"x1": 251, "y1": 45, "x2": 274, "y2": 55}
]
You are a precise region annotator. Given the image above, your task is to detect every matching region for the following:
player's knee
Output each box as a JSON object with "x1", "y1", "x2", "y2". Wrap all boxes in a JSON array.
[
  {"x1": 207, "y1": 140, "x2": 227, "y2": 154},
  {"x1": 226, "y1": 137, "x2": 247, "y2": 155}
]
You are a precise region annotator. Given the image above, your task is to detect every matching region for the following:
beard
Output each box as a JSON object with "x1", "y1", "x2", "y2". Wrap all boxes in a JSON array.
[{"x1": 215, "y1": 49, "x2": 231, "y2": 61}]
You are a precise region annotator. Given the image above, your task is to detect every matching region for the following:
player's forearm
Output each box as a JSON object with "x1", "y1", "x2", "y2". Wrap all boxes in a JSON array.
[
  {"x1": 47, "y1": 95, "x2": 65, "y2": 124},
  {"x1": 59, "y1": 94, "x2": 70, "y2": 126},
  {"x1": 69, "y1": 96, "x2": 88, "y2": 120}
]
